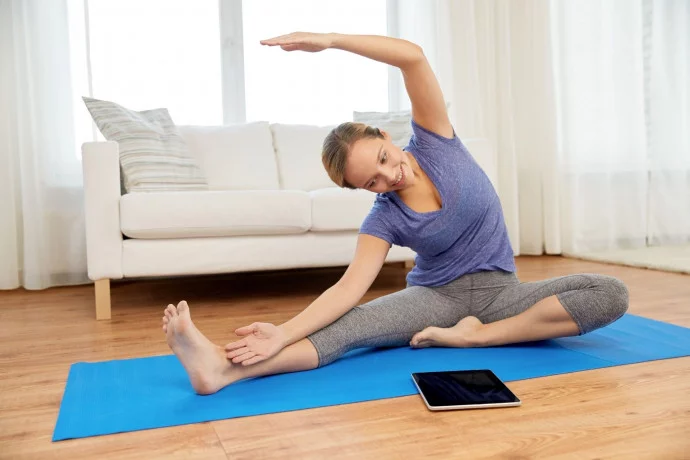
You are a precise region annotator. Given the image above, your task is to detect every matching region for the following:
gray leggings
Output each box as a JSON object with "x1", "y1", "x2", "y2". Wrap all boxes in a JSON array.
[{"x1": 307, "y1": 270, "x2": 629, "y2": 367}]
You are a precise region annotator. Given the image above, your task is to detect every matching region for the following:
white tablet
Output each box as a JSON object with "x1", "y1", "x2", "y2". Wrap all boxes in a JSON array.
[{"x1": 411, "y1": 370, "x2": 521, "y2": 411}]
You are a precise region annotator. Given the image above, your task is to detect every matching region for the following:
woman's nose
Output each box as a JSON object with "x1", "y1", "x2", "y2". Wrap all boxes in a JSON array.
[{"x1": 385, "y1": 167, "x2": 397, "y2": 184}]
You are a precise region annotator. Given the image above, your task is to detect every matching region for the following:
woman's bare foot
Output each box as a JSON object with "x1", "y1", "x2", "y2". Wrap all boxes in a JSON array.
[
  {"x1": 162, "y1": 301, "x2": 235, "y2": 395},
  {"x1": 410, "y1": 316, "x2": 486, "y2": 349}
]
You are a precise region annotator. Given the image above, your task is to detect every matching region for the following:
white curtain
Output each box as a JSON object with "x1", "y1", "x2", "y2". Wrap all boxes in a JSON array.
[
  {"x1": 553, "y1": 0, "x2": 648, "y2": 254},
  {"x1": 393, "y1": 0, "x2": 689, "y2": 256},
  {"x1": 0, "y1": 0, "x2": 89, "y2": 289},
  {"x1": 551, "y1": 0, "x2": 689, "y2": 253},
  {"x1": 645, "y1": 0, "x2": 690, "y2": 247}
]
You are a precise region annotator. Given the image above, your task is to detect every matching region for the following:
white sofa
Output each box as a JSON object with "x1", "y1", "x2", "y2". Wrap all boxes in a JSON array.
[{"x1": 82, "y1": 121, "x2": 420, "y2": 320}]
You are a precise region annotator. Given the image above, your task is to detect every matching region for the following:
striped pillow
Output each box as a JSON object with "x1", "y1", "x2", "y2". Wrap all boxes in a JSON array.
[{"x1": 83, "y1": 97, "x2": 208, "y2": 193}]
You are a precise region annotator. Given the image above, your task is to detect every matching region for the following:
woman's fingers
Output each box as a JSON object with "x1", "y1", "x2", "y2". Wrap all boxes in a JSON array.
[
  {"x1": 265, "y1": 39, "x2": 300, "y2": 47},
  {"x1": 231, "y1": 351, "x2": 257, "y2": 364},
  {"x1": 235, "y1": 323, "x2": 258, "y2": 336},
  {"x1": 261, "y1": 33, "x2": 297, "y2": 45},
  {"x1": 225, "y1": 338, "x2": 247, "y2": 351},
  {"x1": 261, "y1": 32, "x2": 313, "y2": 46},
  {"x1": 226, "y1": 346, "x2": 250, "y2": 359},
  {"x1": 241, "y1": 355, "x2": 266, "y2": 366},
  {"x1": 280, "y1": 44, "x2": 302, "y2": 52}
]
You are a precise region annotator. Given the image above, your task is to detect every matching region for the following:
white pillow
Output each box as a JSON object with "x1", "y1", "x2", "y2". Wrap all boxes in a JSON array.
[
  {"x1": 177, "y1": 122, "x2": 280, "y2": 190},
  {"x1": 82, "y1": 97, "x2": 207, "y2": 193},
  {"x1": 353, "y1": 104, "x2": 452, "y2": 150},
  {"x1": 271, "y1": 123, "x2": 337, "y2": 191},
  {"x1": 353, "y1": 109, "x2": 413, "y2": 150}
]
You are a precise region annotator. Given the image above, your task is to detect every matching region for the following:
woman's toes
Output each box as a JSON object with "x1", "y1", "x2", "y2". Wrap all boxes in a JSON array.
[
  {"x1": 177, "y1": 300, "x2": 189, "y2": 315},
  {"x1": 411, "y1": 327, "x2": 438, "y2": 347}
]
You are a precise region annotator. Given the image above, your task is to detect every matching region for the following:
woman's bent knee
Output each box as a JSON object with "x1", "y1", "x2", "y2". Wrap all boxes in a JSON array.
[
  {"x1": 602, "y1": 275, "x2": 629, "y2": 320},
  {"x1": 582, "y1": 275, "x2": 629, "y2": 332}
]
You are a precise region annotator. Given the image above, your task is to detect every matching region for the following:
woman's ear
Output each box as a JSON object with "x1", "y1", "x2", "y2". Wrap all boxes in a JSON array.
[{"x1": 380, "y1": 129, "x2": 391, "y2": 141}]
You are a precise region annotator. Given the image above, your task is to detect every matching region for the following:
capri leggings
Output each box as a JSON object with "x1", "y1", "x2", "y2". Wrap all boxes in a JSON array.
[{"x1": 306, "y1": 270, "x2": 629, "y2": 367}]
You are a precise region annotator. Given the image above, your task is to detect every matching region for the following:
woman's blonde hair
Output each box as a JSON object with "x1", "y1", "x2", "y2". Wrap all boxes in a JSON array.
[{"x1": 321, "y1": 122, "x2": 384, "y2": 189}]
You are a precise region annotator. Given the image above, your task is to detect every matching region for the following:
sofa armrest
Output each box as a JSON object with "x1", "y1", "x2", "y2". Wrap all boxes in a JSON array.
[{"x1": 82, "y1": 141, "x2": 124, "y2": 280}]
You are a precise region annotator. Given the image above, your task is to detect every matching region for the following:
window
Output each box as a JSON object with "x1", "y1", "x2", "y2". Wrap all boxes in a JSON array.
[
  {"x1": 84, "y1": 0, "x2": 223, "y2": 125},
  {"x1": 68, "y1": 0, "x2": 390, "y2": 157},
  {"x1": 68, "y1": 0, "x2": 223, "y2": 149},
  {"x1": 241, "y1": 0, "x2": 389, "y2": 125}
]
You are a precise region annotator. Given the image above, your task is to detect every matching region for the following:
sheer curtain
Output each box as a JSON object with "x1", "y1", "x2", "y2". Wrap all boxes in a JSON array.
[
  {"x1": 552, "y1": 0, "x2": 649, "y2": 253},
  {"x1": 0, "y1": 0, "x2": 89, "y2": 289},
  {"x1": 552, "y1": 0, "x2": 689, "y2": 253},
  {"x1": 646, "y1": 0, "x2": 690, "y2": 247}
]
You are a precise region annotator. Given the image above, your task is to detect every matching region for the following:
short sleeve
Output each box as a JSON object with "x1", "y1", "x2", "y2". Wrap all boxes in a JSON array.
[{"x1": 359, "y1": 197, "x2": 398, "y2": 246}]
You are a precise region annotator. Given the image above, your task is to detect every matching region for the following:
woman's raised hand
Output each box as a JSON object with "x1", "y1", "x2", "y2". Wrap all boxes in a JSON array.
[
  {"x1": 224, "y1": 322, "x2": 289, "y2": 366},
  {"x1": 260, "y1": 32, "x2": 334, "y2": 53}
]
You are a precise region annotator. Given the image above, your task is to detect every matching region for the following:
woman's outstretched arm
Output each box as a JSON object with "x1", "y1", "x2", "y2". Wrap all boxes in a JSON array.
[
  {"x1": 225, "y1": 234, "x2": 391, "y2": 365},
  {"x1": 261, "y1": 32, "x2": 453, "y2": 138}
]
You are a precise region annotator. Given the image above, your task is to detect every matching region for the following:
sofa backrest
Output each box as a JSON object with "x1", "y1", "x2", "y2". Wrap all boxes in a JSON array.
[
  {"x1": 270, "y1": 123, "x2": 337, "y2": 191},
  {"x1": 178, "y1": 122, "x2": 339, "y2": 192},
  {"x1": 178, "y1": 122, "x2": 498, "y2": 192},
  {"x1": 177, "y1": 122, "x2": 281, "y2": 190}
]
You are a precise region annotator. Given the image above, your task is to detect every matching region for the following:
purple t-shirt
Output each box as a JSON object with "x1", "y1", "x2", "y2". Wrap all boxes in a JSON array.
[{"x1": 359, "y1": 120, "x2": 516, "y2": 287}]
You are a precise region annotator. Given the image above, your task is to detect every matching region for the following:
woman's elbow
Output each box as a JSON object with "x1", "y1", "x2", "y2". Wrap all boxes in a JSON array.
[
  {"x1": 400, "y1": 42, "x2": 427, "y2": 70},
  {"x1": 408, "y1": 42, "x2": 426, "y2": 63}
]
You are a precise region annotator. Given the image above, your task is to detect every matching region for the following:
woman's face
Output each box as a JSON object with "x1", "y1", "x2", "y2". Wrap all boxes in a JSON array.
[{"x1": 344, "y1": 131, "x2": 416, "y2": 193}]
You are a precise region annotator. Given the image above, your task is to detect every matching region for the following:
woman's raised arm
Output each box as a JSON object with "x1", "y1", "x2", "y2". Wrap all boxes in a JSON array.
[{"x1": 261, "y1": 32, "x2": 453, "y2": 138}]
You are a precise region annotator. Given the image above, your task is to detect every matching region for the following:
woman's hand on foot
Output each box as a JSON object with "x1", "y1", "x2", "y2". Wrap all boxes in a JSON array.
[
  {"x1": 260, "y1": 32, "x2": 333, "y2": 52},
  {"x1": 224, "y1": 322, "x2": 288, "y2": 366}
]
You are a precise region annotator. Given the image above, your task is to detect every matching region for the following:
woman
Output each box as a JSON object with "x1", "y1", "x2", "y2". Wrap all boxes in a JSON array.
[{"x1": 162, "y1": 32, "x2": 629, "y2": 395}]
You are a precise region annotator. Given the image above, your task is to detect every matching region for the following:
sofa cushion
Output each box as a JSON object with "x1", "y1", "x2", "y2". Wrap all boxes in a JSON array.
[
  {"x1": 177, "y1": 122, "x2": 280, "y2": 190},
  {"x1": 120, "y1": 190, "x2": 311, "y2": 238},
  {"x1": 271, "y1": 123, "x2": 337, "y2": 191},
  {"x1": 310, "y1": 188, "x2": 376, "y2": 232}
]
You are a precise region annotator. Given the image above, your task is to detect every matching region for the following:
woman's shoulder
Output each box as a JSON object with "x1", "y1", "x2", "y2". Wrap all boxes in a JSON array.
[
  {"x1": 371, "y1": 191, "x2": 395, "y2": 208},
  {"x1": 369, "y1": 192, "x2": 405, "y2": 220},
  {"x1": 361, "y1": 193, "x2": 400, "y2": 246}
]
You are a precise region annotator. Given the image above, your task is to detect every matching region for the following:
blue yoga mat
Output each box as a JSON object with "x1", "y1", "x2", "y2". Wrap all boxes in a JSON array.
[{"x1": 53, "y1": 314, "x2": 690, "y2": 441}]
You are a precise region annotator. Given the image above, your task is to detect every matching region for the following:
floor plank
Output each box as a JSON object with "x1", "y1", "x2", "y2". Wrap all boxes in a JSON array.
[{"x1": 1, "y1": 256, "x2": 689, "y2": 459}]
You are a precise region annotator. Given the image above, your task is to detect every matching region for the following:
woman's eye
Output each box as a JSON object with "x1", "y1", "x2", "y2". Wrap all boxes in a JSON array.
[{"x1": 381, "y1": 152, "x2": 387, "y2": 164}]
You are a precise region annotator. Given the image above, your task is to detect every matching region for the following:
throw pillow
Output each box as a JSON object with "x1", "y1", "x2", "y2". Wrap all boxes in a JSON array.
[
  {"x1": 82, "y1": 97, "x2": 208, "y2": 193},
  {"x1": 353, "y1": 109, "x2": 413, "y2": 150},
  {"x1": 353, "y1": 104, "x2": 452, "y2": 150}
]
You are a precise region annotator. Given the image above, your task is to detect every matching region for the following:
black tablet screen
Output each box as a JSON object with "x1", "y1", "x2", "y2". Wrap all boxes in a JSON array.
[{"x1": 412, "y1": 370, "x2": 519, "y2": 407}]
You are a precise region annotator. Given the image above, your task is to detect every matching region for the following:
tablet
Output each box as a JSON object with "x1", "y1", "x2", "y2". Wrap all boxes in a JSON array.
[{"x1": 411, "y1": 370, "x2": 521, "y2": 411}]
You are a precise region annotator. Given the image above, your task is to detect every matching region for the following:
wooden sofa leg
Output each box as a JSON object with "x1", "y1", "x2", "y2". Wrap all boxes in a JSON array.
[
  {"x1": 94, "y1": 279, "x2": 111, "y2": 320},
  {"x1": 404, "y1": 260, "x2": 415, "y2": 269}
]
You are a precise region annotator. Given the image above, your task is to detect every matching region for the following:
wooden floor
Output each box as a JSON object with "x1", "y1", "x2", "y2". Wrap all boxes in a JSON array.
[{"x1": 1, "y1": 256, "x2": 689, "y2": 459}]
